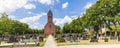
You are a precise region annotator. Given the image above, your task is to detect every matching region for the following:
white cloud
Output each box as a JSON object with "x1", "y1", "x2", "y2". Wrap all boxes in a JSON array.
[
  {"x1": 71, "y1": 15, "x2": 78, "y2": 19},
  {"x1": 19, "y1": 12, "x2": 46, "y2": 23},
  {"x1": 56, "y1": 0, "x2": 60, "y2": 2},
  {"x1": 62, "y1": 2, "x2": 68, "y2": 9},
  {"x1": 38, "y1": 0, "x2": 54, "y2": 5},
  {"x1": 8, "y1": 15, "x2": 16, "y2": 19},
  {"x1": 0, "y1": 0, "x2": 28, "y2": 14},
  {"x1": 24, "y1": 3, "x2": 36, "y2": 9},
  {"x1": 28, "y1": 0, "x2": 37, "y2": 2},
  {"x1": 30, "y1": 22, "x2": 44, "y2": 29},
  {"x1": 27, "y1": 11, "x2": 32, "y2": 14},
  {"x1": 84, "y1": 3, "x2": 93, "y2": 9},
  {"x1": 19, "y1": 12, "x2": 46, "y2": 29},
  {"x1": 80, "y1": 12, "x2": 86, "y2": 15},
  {"x1": 54, "y1": 15, "x2": 79, "y2": 27},
  {"x1": 54, "y1": 16, "x2": 72, "y2": 26}
]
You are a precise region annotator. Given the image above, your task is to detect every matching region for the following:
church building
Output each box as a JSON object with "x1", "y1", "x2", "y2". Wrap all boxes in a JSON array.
[{"x1": 44, "y1": 10, "x2": 56, "y2": 36}]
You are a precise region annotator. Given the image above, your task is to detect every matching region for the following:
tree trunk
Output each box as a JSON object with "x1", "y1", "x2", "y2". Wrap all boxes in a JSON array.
[
  {"x1": 113, "y1": 22, "x2": 117, "y2": 38},
  {"x1": 110, "y1": 31, "x2": 112, "y2": 38},
  {"x1": 89, "y1": 25, "x2": 90, "y2": 32},
  {"x1": 99, "y1": 24, "x2": 102, "y2": 38},
  {"x1": 104, "y1": 21, "x2": 107, "y2": 37}
]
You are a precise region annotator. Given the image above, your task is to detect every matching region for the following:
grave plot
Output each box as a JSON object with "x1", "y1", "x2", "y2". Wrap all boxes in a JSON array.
[{"x1": 0, "y1": 34, "x2": 46, "y2": 47}]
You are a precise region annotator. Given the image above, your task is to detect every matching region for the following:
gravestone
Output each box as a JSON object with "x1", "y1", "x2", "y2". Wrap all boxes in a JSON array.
[
  {"x1": 39, "y1": 36, "x2": 44, "y2": 42},
  {"x1": 33, "y1": 39, "x2": 39, "y2": 46},
  {"x1": 104, "y1": 37, "x2": 108, "y2": 42},
  {"x1": 26, "y1": 35, "x2": 30, "y2": 39},
  {"x1": 0, "y1": 37, "x2": 2, "y2": 44},
  {"x1": 90, "y1": 36, "x2": 98, "y2": 42},
  {"x1": 110, "y1": 36, "x2": 117, "y2": 40},
  {"x1": 118, "y1": 36, "x2": 120, "y2": 41},
  {"x1": 69, "y1": 34, "x2": 74, "y2": 42},
  {"x1": 59, "y1": 37, "x2": 65, "y2": 42},
  {"x1": 77, "y1": 34, "x2": 80, "y2": 40},
  {"x1": 82, "y1": 35, "x2": 87, "y2": 40},
  {"x1": 73, "y1": 34, "x2": 77, "y2": 42},
  {"x1": 7, "y1": 36, "x2": 18, "y2": 43},
  {"x1": 33, "y1": 35, "x2": 37, "y2": 39},
  {"x1": 22, "y1": 35, "x2": 26, "y2": 39}
]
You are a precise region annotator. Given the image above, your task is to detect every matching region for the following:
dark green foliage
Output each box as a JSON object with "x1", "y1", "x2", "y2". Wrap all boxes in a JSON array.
[
  {"x1": 55, "y1": 25, "x2": 62, "y2": 34},
  {"x1": 62, "y1": 0, "x2": 120, "y2": 36},
  {"x1": 0, "y1": 13, "x2": 44, "y2": 36},
  {"x1": 0, "y1": 18, "x2": 28, "y2": 35}
]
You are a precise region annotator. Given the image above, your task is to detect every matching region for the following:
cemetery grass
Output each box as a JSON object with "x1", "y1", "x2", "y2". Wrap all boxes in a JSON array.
[
  {"x1": 38, "y1": 38, "x2": 47, "y2": 47},
  {"x1": 57, "y1": 40, "x2": 120, "y2": 46},
  {"x1": 1, "y1": 41, "x2": 6, "y2": 44},
  {"x1": 39, "y1": 40, "x2": 46, "y2": 47},
  {"x1": 1, "y1": 40, "x2": 46, "y2": 48},
  {"x1": 0, "y1": 38, "x2": 47, "y2": 48}
]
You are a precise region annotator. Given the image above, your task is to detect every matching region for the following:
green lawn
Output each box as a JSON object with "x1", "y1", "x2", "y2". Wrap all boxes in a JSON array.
[
  {"x1": 39, "y1": 40, "x2": 46, "y2": 47},
  {"x1": 38, "y1": 38, "x2": 47, "y2": 47},
  {"x1": 0, "y1": 41, "x2": 6, "y2": 44}
]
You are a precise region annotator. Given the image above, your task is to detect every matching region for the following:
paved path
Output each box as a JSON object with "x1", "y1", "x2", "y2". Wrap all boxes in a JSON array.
[
  {"x1": 58, "y1": 44, "x2": 120, "y2": 48},
  {"x1": 43, "y1": 35, "x2": 57, "y2": 48}
]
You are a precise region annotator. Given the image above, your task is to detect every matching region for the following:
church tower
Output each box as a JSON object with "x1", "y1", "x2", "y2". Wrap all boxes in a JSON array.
[
  {"x1": 48, "y1": 10, "x2": 53, "y2": 23},
  {"x1": 44, "y1": 10, "x2": 56, "y2": 36}
]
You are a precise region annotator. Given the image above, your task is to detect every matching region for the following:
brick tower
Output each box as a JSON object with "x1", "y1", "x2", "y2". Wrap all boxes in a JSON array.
[{"x1": 44, "y1": 10, "x2": 56, "y2": 36}]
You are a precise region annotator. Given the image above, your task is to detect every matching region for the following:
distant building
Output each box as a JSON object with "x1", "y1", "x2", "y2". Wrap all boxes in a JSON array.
[{"x1": 44, "y1": 10, "x2": 56, "y2": 36}]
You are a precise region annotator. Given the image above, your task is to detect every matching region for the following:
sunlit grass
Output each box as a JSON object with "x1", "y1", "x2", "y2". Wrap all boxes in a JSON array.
[
  {"x1": 0, "y1": 38, "x2": 47, "y2": 48},
  {"x1": 39, "y1": 41, "x2": 46, "y2": 47},
  {"x1": 38, "y1": 38, "x2": 47, "y2": 47},
  {"x1": 57, "y1": 40, "x2": 120, "y2": 46},
  {"x1": 1, "y1": 41, "x2": 6, "y2": 44}
]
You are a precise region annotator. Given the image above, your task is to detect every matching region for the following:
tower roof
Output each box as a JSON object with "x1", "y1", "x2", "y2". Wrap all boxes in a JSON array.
[{"x1": 47, "y1": 10, "x2": 53, "y2": 16}]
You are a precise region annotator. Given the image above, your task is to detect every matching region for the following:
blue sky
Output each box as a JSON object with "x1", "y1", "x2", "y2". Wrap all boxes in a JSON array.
[{"x1": 0, "y1": 0, "x2": 97, "y2": 29}]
